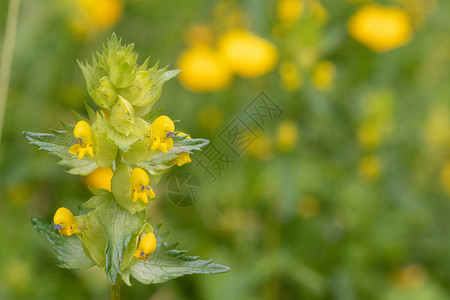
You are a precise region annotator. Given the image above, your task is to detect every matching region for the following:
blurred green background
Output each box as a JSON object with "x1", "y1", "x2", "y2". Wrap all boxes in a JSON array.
[{"x1": 1, "y1": 0, "x2": 450, "y2": 299}]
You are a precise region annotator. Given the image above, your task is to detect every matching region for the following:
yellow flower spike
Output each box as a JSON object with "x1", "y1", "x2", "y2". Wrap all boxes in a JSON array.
[
  {"x1": 134, "y1": 232, "x2": 157, "y2": 261},
  {"x1": 69, "y1": 121, "x2": 95, "y2": 160},
  {"x1": 312, "y1": 61, "x2": 335, "y2": 91},
  {"x1": 347, "y1": 4, "x2": 412, "y2": 52},
  {"x1": 53, "y1": 207, "x2": 80, "y2": 237},
  {"x1": 131, "y1": 168, "x2": 156, "y2": 203},
  {"x1": 174, "y1": 132, "x2": 192, "y2": 167},
  {"x1": 151, "y1": 116, "x2": 175, "y2": 153}
]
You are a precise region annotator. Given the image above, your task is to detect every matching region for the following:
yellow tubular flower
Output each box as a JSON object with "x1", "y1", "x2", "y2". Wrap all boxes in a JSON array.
[
  {"x1": 174, "y1": 132, "x2": 192, "y2": 167},
  {"x1": 218, "y1": 29, "x2": 279, "y2": 78},
  {"x1": 151, "y1": 116, "x2": 175, "y2": 153},
  {"x1": 85, "y1": 167, "x2": 113, "y2": 191},
  {"x1": 53, "y1": 207, "x2": 80, "y2": 236},
  {"x1": 134, "y1": 232, "x2": 157, "y2": 261},
  {"x1": 69, "y1": 121, "x2": 95, "y2": 160},
  {"x1": 347, "y1": 4, "x2": 412, "y2": 52},
  {"x1": 131, "y1": 168, "x2": 155, "y2": 203},
  {"x1": 277, "y1": 0, "x2": 303, "y2": 27},
  {"x1": 277, "y1": 121, "x2": 298, "y2": 152},
  {"x1": 178, "y1": 45, "x2": 232, "y2": 92},
  {"x1": 312, "y1": 61, "x2": 335, "y2": 91}
]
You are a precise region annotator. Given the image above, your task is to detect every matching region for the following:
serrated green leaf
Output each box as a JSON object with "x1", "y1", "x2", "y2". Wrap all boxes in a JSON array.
[
  {"x1": 23, "y1": 131, "x2": 98, "y2": 175},
  {"x1": 78, "y1": 212, "x2": 107, "y2": 267},
  {"x1": 83, "y1": 190, "x2": 143, "y2": 284},
  {"x1": 31, "y1": 218, "x2": 95, "y2": 269},
  {"x1": 127, "y1": 226, "x2": 230, "y2": 284},
  {"x1": 136, "y1": 137, "x2": 209, "y2": 174}
]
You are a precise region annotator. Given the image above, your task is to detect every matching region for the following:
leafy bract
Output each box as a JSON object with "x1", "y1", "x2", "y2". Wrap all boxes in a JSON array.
[
  {"x1": 123, "y1": 225, "x2": 230, "y2": 285},
  {"x1": 23, "y1": 130, "x2": 98, "y2": 175},
  {"x1": 31, "y1": 218, "x2": 95, "y2": 269},
  {"x1": 83, "y1": 189, "x2": 143, "y2": 284}
]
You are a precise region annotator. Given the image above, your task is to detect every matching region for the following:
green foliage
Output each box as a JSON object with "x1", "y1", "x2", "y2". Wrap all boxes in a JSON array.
[{"x1": 31, "y1": 218, "x2": 95, "y2": 269}]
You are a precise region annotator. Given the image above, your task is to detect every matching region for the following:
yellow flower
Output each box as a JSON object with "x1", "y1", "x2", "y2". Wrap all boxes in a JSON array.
[
  {"x1": 70, "y1": 0, "x2": 123, "y2": 36},
  {"x1": 131, "y1": 168, "x2": 155, "y2": 203},
  {"x1": 178, "y1": 45, "x2": 232, "y2": 92},
  {"x1": 134, "y1": 232, "x2": 157, "y2": 261},
  {"x1": 279, "y1": 60, "x2": 302, "y2": 91},
  {"x1": 276, "y1": 120, "x2": 298, "y2": 152},
  {"x1": 69, "y1": 121, "x2": 95, "y2": 160},
  {"x1": 358, "y1": 122, "x2": 381, "y2": 150},
  {"x1": 85, "y1": 167, "x2": 113, "y2": 191},
  {"x1": 218, "y1": 29, "x2": 279, "y2": 78},
  {"x1": 312, "y1": 61, "x2": 335, "y2": 91},
  {"x1": 174, "y1": 132, "x2": 192, "y2": 167},
  {"x1": 277, "y1": 0, "x2": 303, "y2": 27},
  {"x1": 151, "y1": 116, "x2": 175, "y2": 153},
  {"x1": 347, "y1": 4, "x2": 412, "y2": 52},
  {"x1": 309, "y1": 0, "x2": 328, "y2": 23},
  {"x1": 247, "y1": 134, "x2": 273, "y2": 160},
  {"x1": 53, "y1": 207, "x2": 80, "y2": 236},
  {"x1": 359, "y1": 154, "x2": 381, "y2": 181}
]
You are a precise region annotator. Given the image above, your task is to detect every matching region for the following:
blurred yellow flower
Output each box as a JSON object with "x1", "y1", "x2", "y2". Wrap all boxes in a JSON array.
[
  {"x1": 197, "y1": 105, "x2": 224, "y2": 132},
  {"x1": 178, "y1": 46, "x2": 232, "y2": 92},
  {"x1": 134, "y1": 232, "x2": 157, "y2": 261},
  {"x1": 85, "y1": 167, "x2": 113, "y2": 191},
  {"x1": 424, "y1": 107, "x2": 450, "y2": 152},
  {"x1": 279, "y1": 60, "x2": 302, "y2": 91},
  {"x1": 70, "y1": 0, "x2": 123, "y2": 36},
  {"x1": 441, "y1": 161, "x2": 450, "y2": 195},
  {"x1": 276, "y1": 120, "x2": 299, "y2": 152},
  {"x1": 358, "y1": 122, "x2": 381, "y2": 150},
  {"x1": 309, "y1": 0, "x2": 328, "y2": 24},
  {"x1": 298, "y1": 196, "x2": 320, "y2": 219},
  {"x1": 359, "y1": 154, "x2": 381, "y2": 181},
  {"x1": 312, "y1": 61, "x2": 335, "y2": 91},
  {"x1": 277, "y1": 0, "x2": 303, "y2": 27},
  {"x1": 53, "y1": 207, "x2": 80, "y2": 236},
  {"x1": 247, "y1": 135, "x2": 274, "y2": 160},
  {"x1": 392, "y1": 264, "x2": 427, "y2": 290},
  {"x1": 347, "y1": 4, "x2": 412, "y2": 52},
  {"x1": 218, "y1": 29, "x2": 279, "y2": 78}
]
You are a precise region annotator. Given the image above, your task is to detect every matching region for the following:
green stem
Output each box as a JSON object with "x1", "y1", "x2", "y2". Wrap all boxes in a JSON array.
[
  {"x1": 0, "y1": 0, "x2": 21, "y2": 147},
  {"x1": 111, "y1": 277, "x2": 121, "y2": 300}
]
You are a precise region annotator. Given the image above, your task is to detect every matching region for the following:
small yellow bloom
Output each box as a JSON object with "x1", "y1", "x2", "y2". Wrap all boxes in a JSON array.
[
  {"x1": 358, "y1": 122, "x2": 381, "y2": 150},
  {"x1": 85, "y1": 167, "x2": 113, "y2": 191},
  {"x1": 312, "y1": 61, "x2": 335, "y2": 91},
  {"x1": 348, "y1": 4, "x2": 412, "y2": 52},
  {"x1": 279, "y1": 60, "x2": 302, "y2": 91},
  {"x1": 131, "y1": 168, "x2": 155, "y2": 203},
  {"x1": 134, "y1": 232, "x2": 157, "y2": 261},
  {"x1": 151, "y1": 116, "x2": 175, "y2": 153},
  {"x1": 69, "y1": 121, "x2": 95, "y2": 160},
  {"x1": 178, "y1": 45, "x2": 232, "y2": 92},
  {"x1": 53, "y1": 207, "x2": 80, "y2": 236},
  {"x1": 277, "y1": 121, "x2": 298, "y2": 152},
  {"x1": 359, "y1": 154, "x2": 381, "y2": 181},
  {"x1": 309, "y1": 0, "x2": 328, "y2": 24},
  {"x1": 218, "y1": 29, "x2": 279, "y2": 78},
  {"x1": 277, "y1": 0, "x2": 303, "y2": 27},
  {"x1": 174, "y1": 132, "x2": 192, "y2": 167},
  {"x1": 247, "y1": 134, "x2": 273, "y2": 160}
]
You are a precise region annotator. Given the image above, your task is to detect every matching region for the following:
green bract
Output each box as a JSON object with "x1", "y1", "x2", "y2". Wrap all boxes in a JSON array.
[{"x1": 25, "y1": 34, "x2": 229, "y2": 286}]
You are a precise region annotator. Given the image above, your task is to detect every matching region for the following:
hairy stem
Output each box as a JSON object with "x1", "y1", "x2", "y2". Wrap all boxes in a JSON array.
[
  {"x1": 0, "y1": 0, "x2": 21, "y2": 147},
  {"x1": 111, "y1": 277, "x2": 121, "y2": 300}
]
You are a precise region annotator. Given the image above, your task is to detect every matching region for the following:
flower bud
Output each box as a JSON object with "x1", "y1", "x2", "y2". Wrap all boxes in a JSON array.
[
  {"x1": 91, "y1": 76, "x2": 118, "y2": 108},
  {"x1": 110, "y1": 96, "x2": 135, "y2": 136}
]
